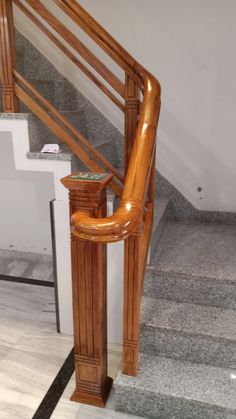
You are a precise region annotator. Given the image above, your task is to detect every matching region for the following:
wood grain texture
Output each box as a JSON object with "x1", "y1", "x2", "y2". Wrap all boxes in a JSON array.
[
  {"x1": 0, "y1": 0, "x2": 18, "y2": 112},
  {"x1": 52, "y1": 0, "x2": 143, "y2": 90},
  {"x1": 14, "y1": 80, "x2": 122, "y2": 197},
  {"x1": 123, "y1": 202, "x2": 154, "y2": 376},
  {"x1": 70, "y1": 72, "x2": 161, "y2": 243},
  {"x1": 61, "y1": 174, "x2": 113, "y2": 407},
  {"x1": 13, "y1": 70, "x2": 124, "y2": 186},
  {"x1": 124, "y1": 74, "x2": 140, "y2": 173},
  {"x1": 23, "y1": 0, "x2": 124, "y2": 98},
  {"x1": 1, "y1": 0, "x2": 162, "y2": 382},
  {"x1": 12, "y1": 0, "x2": 125, "y2": 112}
]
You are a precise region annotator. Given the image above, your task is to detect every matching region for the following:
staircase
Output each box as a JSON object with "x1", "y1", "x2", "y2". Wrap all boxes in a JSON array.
[
  {"x1": 115, "y1": 219, "x2": 236, "y2": 418},
  {"x1": 0, "y1": 29, "x2": 123, "y2": 171},
  {"x1": 1, "y1": 1, "x2": 236, "y2": 417}
]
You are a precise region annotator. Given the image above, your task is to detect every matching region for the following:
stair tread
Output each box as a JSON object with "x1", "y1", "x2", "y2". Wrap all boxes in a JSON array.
[
  {"x1": 115, "y1": 354, "x2": 236, "y2": 411},
  {"x1": 27, "y1": 150, "x2": 73, "y2": 162},
  {"x1": 152, "y1": 220, "x2": 236, "y2": 282},
  {"x1": 146, "y1": 268, "x2": 236, "y2": 284},
  {"x1": 141, "y1": 296, "x2": 236, "y2": 341}
]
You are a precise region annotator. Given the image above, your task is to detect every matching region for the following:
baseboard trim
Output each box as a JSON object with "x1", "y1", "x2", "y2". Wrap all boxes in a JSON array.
[{"x1": 0, "y1": 274, "x2": 54, "y2": 287}]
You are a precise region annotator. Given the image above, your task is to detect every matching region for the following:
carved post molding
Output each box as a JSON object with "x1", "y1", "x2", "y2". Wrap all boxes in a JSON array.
[
  {"x1": 124, "y1": 73, "x2": 139, "y2": 173},
  {"x1": 0, "y1": 0, "x2": 19, "y2": 112},
  {"x1": 61, "y1": 172, "x2": 113, "y2": 407}
]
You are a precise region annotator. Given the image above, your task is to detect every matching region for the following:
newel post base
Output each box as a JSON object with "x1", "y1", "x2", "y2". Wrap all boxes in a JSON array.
[{"x1": 61, "y1": 172, "x2": 113, "y2": 408}]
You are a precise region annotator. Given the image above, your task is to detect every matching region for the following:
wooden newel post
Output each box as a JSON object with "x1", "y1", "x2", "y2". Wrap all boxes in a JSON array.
[
  {"x1": 61, "y1": 172, "x2": 113, "y2": 408},
  {"x1": 0, "y1": 0, "x2": 19, "y2": 112}
]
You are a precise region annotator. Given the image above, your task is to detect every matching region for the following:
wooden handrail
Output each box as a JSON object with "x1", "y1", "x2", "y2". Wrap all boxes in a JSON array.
[
  {"x1": 70, "y1": 72, "x2": 160, "y2": 242},
  {"x1": 13, "y1": 0, "x2": 125, "y2": 112},
  {"x1": 53, "y1": 0, "x2": 144, "y2": 91},
  {"x1": 13, "y1": 70, "x2": 124, "y2": 186},
  {"x1": 23, "y1": 0, "x2": 125, "y2": 97},
  {"x1": 0, "y1": 0, "x2": 162, "y2": 403},
  {"x1": 14, "y1": 82, "x2": 123, "y2": 197}
]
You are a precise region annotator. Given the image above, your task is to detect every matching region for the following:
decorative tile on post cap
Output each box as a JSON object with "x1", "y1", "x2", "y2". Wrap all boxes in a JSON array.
[
  {"x1": 61, "y1": 172, "x2": 113, "y2": 193},
  {"x1": 70, "y1": 172, "x2": 108, "y2": 181}
]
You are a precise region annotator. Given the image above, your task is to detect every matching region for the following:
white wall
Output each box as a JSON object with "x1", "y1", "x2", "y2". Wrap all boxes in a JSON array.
[
  {"x1": 0, "y1": 131, "x2": 54, "y2": 255},
  {"x1": 14, "y1": 0, "x2": 236, "y2": 212}
]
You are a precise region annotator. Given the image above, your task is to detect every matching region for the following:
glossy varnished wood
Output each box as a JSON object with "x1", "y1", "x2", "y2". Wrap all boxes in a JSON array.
[
  {"x1": 1, "y1": 0, "x2": 162, "y2": 387},
  {"x1": 124, "y1": 74, "x2": 140, "y2": 173},
  {"x1": 52, "y1": 0, "x2": 143, "y2": 90},
  {"x1": 14, "y1": 70, "x2": 124, "y2": 187},
  {"x1": 12, "y1": 0, "x2": 125, "y2": 112},
  {"x1": 71, "y1": 73, "x2": 161, "y2": 243},
  {"x1": 14, "y1": 80, "x2": 122, "y2": 197},
  {"x1": 123, "y1": 201, "x2": 154, "y2": 376},
  {"x1": 0, "y1": 0, "x2": 18, "y2": 112},
  {"x1": 61, "y1": 173, "x2": 113, "y2": 407},
  {"x1": 23, "y1": 0, "x2": 124, "y2": 98}
]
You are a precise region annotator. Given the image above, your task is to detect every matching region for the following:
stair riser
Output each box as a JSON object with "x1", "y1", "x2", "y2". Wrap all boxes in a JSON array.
[
  {"x1": 0, "y1": 81, "x2": 55, "y2": 113},
  {"x1": 22, "y1": 79, "x2": 55, "y2": 110},
  {"x1": 16, "y1": 51, "x2": 25, "y2": 74},
  {"x1": 27, "y1": 112, "x2": 87, "y2": 152},
  {"x1": 149, "y1": 203, "x2": 170, "y2": 261},
  {"x1": 144, "y1": 271, "x2": 236, "y2": 310},
  {"x1": 71, "y1": 141, "x2": 119, "y2": 172},
  {"x1": 115, "y1": 387, "x2": 236, "y2": 419},
  {"x1": 141, "y1": 325, "x2": 236, "y2": 369}
]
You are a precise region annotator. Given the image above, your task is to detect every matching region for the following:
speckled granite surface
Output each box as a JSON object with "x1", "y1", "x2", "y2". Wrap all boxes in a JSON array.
[
  {"x1": 156, "y1": 171, "x2": 236, "y2": 223},
  {"x1": 140, "y1": 296, "x2": 236, "y2": 368},
  {"x1": 0, "y1": 113, "x2": 31, "y2": 119},
  {"x1": 115, "y1": 220, "x2": 236, "y2": 417},
  {"x1": 27, "y1": 151, "x2": 73, "y2": 162},
  {"x1": 150, "y1": 198, "x2": 171, "y2": 259},
  {"x1": 115, "y1": 354, "x2": 236, "y2": 419},
  {"x1": 144, "y1": 269, "x2": 236, "y2": 309},
  {"x1": 153, "y1": 221, "x2": 236, "y2": 281}
]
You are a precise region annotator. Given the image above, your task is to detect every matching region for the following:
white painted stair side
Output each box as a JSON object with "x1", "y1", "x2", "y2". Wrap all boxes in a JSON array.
[{"x1": 0, "y1": 117, "x2": 123, "y2": 343}]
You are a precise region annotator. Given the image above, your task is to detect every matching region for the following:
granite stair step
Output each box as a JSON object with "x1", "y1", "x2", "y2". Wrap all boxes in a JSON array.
[
  {"x1": 140, "y1": 296, "x2": 236, "y2": 368},
  {"x1": 147, "y1": 220, "x2": 236, "y2": 309},
  {"x1": 0, "y1": 78, "x2": 55, "y2": 113},
  {"x1": 149, "y1": 198, "x2": 171, "y2": 261},
  {"x1": 15, "y1": 50, "x2": 25, "y2": 74},
  {"x1": 16, "y1": 78, "x2": 55, "y2": 112},
  {"x1": 114, "y1": 354, "x2": 236, "y2": 419},
  {"x1": 27, "y1": 109, "x2": 119, "y2": 168},
  {"x1": 152, "y1": 221, "x2": 236, "y2": 282},
  {"x1": 27, "y1": 110, "x2": 87, "y2": 152},
  {"x1": 27, "y1": 145, "x2": 119, "y2": 173},
  {"x1": 144, "y1": 269, "x2": 236, "y2": 309}
]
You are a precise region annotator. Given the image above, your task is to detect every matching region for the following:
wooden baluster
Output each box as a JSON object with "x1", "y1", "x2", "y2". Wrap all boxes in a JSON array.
[
  {"x1": 61, "y1": 172, "x2": 113, "y2": 407},
  {"x1": 124, "y1": 73, "x2": 139, "y2": 173},
  {"x1": 123, "y1": 74, "x2": 142, "y2": 376},
  {"x1": 123, "y1": 234, "x2": 143, "y2": 376},
  {"x1": 0, "y1": 0, "x2": 19, "y2": 112}
]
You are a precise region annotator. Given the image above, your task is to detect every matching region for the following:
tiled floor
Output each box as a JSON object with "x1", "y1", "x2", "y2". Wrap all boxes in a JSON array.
[
  {"x1": 0, "y1": 278, "x2": 143, "y2": 419},
  {"x1": 0, "y1": 257, "x2": 54, "y2": 282}
]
